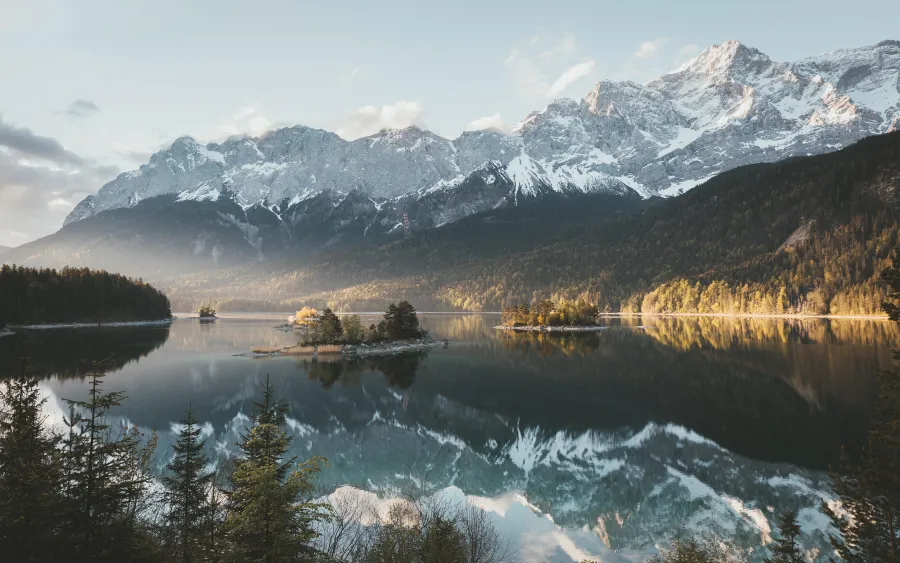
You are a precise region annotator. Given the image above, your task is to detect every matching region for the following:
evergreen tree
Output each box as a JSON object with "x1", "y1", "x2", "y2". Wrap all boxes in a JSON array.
[
  {"x1": 59, "y1": 373, "x2": 157, "y2": 563},
  {"x1": 224, "y1": 376, "x2": 330, "y2": 561},
  {"x1": 318, "y1": 308, "x2": 343, "y2": 344},
  {"x1": 163, "y1": 407, "x2": 213, "y2": 563},
  {"x1": 0, "y1": 372, "x2": 63, "y2": 563},
  {"x1": 381, "y1": 301, "x2": 425, "y2": 340},
  {"x1": 764, "y1": 510, "x2": 803, "y2": 563}
]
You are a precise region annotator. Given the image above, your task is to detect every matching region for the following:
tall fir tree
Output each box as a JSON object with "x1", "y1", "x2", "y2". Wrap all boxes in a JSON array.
[
  {"x1": 224, "y1": 375, "x2": 330, "y2": 562},
  {"x1": 163, "y1": 406, "x2": 213, "y2": 563},
  {"x1": 59, "y1": 373, "x2": 157, "y2": 563},
  {"x1": 0, "y1": 372, "x2": 63, "y2": 563},
  {"x1": 764, "y1": 510, "x2": 803, "y2": 563}
]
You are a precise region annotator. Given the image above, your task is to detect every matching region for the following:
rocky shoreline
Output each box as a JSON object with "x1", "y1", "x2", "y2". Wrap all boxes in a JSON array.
[
  {"x1": 495, "y1": 325, "x2": 607, "y2": 333},
  {"x1": 235, "y1": 338, "x2": 448, "y2": 359}
]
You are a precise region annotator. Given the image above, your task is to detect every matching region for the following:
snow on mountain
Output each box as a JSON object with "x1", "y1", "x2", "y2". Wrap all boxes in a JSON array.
[
  {"x1": 68, "y1": 382, "x2": 834, "y2": 562},
  {"x1": 66, "y1": 39, "x2": 900, "y2": 228}
]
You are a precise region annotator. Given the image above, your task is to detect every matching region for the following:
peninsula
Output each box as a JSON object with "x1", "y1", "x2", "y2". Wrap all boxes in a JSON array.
[{"x1": 0, "y1": 265, "x2": 172, "y2": 328}]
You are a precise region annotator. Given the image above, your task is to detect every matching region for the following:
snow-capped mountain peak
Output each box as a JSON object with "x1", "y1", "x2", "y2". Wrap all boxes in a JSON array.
[{"x1": 65, "y1": 39, "x2": 900, "y2": 227}]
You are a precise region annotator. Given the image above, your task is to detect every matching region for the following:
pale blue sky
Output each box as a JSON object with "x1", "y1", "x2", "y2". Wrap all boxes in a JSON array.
[{"x1": 0, "y1": 0, "x2": 898, "y2": 245}]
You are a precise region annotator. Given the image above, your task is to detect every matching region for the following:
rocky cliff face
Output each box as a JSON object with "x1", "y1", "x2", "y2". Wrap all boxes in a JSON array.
[{"x1": 64, "y1": 40, "x2": 900, "y2": 229}]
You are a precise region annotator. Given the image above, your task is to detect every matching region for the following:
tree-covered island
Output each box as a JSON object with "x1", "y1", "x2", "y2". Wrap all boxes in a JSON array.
[
  {"x1": 500, "y1": 299, "x2": 601, "y2": 331},
  {"x1": 252, "y1": 301, "x2": 442, "y2": 358}
]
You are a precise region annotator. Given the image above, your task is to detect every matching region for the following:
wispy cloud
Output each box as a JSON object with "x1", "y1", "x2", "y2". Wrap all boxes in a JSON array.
[
  {"x1": 66, "y1": 99, "x2": 101, "y2": 118},
  {"x1": 547, "y1": 60, "x2": 596, "y2": 98},
  {"x1": 218, "y1": 106, "x2": 273, "y2": 138},
  {"x1": 463, "y1": 113, "x2": 506, "y2": 133},
  {"x1": 505, "y1": 32, "x2": 596, "y2": 100},
  {"x1": 613, "y1": 40, "x2": 703, "y2": 82},
  {"x1": 634, "y1": 38, "x2": 667, "y2": 59},
  {"x1": 336, "y1": 100, "x2": 425, "y2": 140}
]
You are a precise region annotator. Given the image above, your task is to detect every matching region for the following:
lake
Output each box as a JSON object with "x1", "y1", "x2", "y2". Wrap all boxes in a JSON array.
[{"x1": 1, "y1": 313, "x2": 895, "y2": 561}]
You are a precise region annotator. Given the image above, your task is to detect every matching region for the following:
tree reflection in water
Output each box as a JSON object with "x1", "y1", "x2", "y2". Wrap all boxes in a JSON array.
[
  {"x1": 302, "y1": 351, "x2": 428, "y2": 391},
  {"x1": 0, "y1": 326, "x2": 171, "y2": 379}
]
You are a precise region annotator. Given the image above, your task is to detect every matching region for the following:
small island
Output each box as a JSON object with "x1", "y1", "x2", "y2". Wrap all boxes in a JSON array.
[
  {"x1": 0, "y1": 264, "x2": 173, "y2": 328},
  {"x1": 198, "y1": 304, "x2": 217, "y2": 322},
  {"x1": 498, "y1": 299, "x2": 605, "y2": 332},
  {"x1": 245, "y1": 300, "x2": 446, "y2": 358}
]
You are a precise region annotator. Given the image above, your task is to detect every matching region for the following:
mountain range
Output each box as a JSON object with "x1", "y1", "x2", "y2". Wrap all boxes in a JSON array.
[
  {"x1": 66, "y1": 39, "x2": 900, "y2": 228},
  {"x1": 4, "y1": 39, "x2": 900, "y2": 311}
]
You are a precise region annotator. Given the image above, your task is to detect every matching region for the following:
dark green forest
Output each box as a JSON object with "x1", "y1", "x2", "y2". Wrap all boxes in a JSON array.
[
  {"x1": 0, "y1": 265, "x2": 171, "y2": 326},
  {"x1": 166, "y1": 132, "x2": 900, "y2": 316}
]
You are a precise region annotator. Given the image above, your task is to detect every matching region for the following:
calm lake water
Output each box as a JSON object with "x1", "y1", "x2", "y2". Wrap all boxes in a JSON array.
[{"x1": 1, "y1": 313, "x2": 896, "y2": 561}]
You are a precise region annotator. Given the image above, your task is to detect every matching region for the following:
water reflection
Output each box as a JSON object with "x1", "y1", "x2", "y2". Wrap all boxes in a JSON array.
[
  {"x1": 2, "y1": 314, "x2": 896, "y2": 561},
  {"x1": 303, "y1": 351, "x2": 427, "y2": 390},
  {"x1": 0, "y1": 326, "x2": 170, "y2": 378}
]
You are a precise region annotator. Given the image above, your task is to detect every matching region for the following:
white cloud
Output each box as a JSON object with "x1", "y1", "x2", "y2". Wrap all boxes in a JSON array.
[
  {"x1": 463, "y1": 113, "x2": 506, "y2": 132},
  {"x1": 336, "y1": 100, "x2": 425, "y2": 140},
  {"x1": 634, "y1": 38, "x2": 667, "y2": 59},
  {"x1": 218, "y1": 106, "x2": 273, "y2": 138},
  {"x1": 349, "y1": 67, "x2": 360, "y2": 77},
  {"x1": 505, "y1": 32, "x2": 589, "y2": 102},
  {"x1": 547, "y1": 60, "x2": 596, "y2": 98}
]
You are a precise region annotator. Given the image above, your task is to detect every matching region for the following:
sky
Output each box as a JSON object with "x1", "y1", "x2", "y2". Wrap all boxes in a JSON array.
[{"x1": 0, "y1": 0, "x2": 897, "y2": 248}]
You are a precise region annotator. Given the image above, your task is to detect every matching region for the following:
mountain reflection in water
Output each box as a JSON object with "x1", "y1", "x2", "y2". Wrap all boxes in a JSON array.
[{"x1": 3, "y1": 313, "x2": 896, "y2": 561}]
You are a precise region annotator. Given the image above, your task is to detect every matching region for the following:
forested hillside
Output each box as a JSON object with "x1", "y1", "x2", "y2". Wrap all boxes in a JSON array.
[
  {"x1": 165, "y1": 132, "x2": 900, "y2": 316},
  {"x1": 0, "y1": 265, "x2": 172, "y2": 325}
]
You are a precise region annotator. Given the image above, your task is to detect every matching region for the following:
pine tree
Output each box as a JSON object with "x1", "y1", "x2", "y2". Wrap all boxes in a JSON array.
[
  {"x1": 0, "y1": 372, "x2": 63, "y2": 563},
  {"x1": 224, "y1": 376, "x2": 330, "y2": 561},
  {"x1": 59, "y1": 373, "x2": 157, "y2": 563},
  {"x1": 163, "y1": 407, "x2": 212, "y2": 563},
  {"x1": 764, "y1": 510, "x2": 803, "y2": 563},
  {"x1": 317, "y1": 308, "x2": 343, "y2": 344},
  {"x1": 381, "y1": 301, "x2": 424, "y2": 340}
]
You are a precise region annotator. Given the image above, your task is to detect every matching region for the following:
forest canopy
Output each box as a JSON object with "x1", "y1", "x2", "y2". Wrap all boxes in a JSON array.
[{"x1": 0, "y1": 265, "x2": 172, "y2": 326}]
